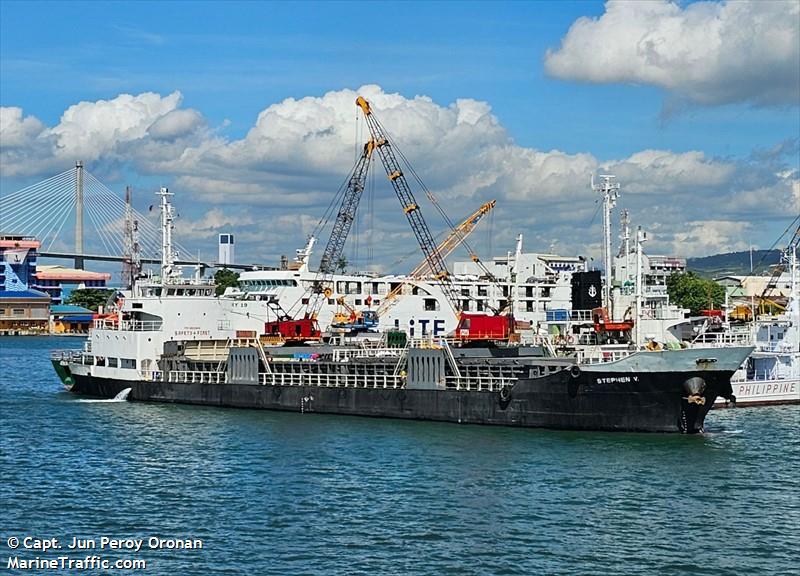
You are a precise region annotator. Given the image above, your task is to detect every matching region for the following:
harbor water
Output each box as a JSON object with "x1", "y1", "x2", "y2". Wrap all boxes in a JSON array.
[{"x1": 2, "y1": 336, "x2": 798, "y2": 575}]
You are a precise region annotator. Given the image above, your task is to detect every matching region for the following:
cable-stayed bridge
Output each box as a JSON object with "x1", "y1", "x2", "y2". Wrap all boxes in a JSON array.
[{"x1": 0, "y1": 162, "x2": 259, "y2": 274}]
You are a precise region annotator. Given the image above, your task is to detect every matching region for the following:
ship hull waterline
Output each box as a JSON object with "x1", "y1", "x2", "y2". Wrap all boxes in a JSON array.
[{"x1": 55, "y1": 363, "x2": 735, "y2": 433}]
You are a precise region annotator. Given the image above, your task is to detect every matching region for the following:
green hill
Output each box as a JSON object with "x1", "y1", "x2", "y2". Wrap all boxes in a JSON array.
[{"x1": 687, "y1": 250, "x2": 781, "y2": 278}]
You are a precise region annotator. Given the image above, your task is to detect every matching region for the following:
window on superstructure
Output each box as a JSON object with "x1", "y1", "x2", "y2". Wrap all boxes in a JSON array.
[{"x1": 107, "y1": 357, "x2": 118, "y2": 368}]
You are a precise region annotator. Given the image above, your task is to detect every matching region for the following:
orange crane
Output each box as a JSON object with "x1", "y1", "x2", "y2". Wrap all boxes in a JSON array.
[
  {"x1": 758, "y1": 225, "x2": 799, "y2": 314},
  {"x1": 376, "y1": 199, "x2": 496, "y2": 318},
  {"x1": 356, "y1": 96, "x2": 512, "y2": 341}
]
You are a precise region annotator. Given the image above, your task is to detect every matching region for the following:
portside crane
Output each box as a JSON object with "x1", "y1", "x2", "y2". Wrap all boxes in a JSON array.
[
  {"x1": 758, "y1": 225, "x2": 800, "y2": 314},
  {"x1": 376, "y1": 200, "x2": 496, "y2": 318},
  {"x1": 264, "y1": 139, "x2": 375, "y2": 342},
  {"x1": 356, "y1": 96, "x2": 512, "y2": 341}
]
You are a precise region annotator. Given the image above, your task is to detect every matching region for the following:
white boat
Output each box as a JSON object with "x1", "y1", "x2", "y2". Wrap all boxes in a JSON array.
[{"x1": 715, "y1": 239, "x2": 800, "y2": 408}]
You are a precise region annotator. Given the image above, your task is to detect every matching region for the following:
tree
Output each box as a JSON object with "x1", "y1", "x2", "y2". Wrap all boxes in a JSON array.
[
  {"x1": 666, "y1": 271, "x2": 725, "y2": 314},
  {"x1": 66, "y1": 288, "x2": 115, "y2": 312},
  {"x1": 214, "y1": 268, "x2": 240, "y2": 296}
]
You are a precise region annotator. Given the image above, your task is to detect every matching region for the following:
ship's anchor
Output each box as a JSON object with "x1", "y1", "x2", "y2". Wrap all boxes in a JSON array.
[
  {"x1": 682, "y1": 377, "x2": 707, "y2": 405},
  {"x1": 679, "y1": 377, "x2": 708, "y2": 433},
  {"x1": 685, "y1": 394, "x2": 706, "y2": 406}
]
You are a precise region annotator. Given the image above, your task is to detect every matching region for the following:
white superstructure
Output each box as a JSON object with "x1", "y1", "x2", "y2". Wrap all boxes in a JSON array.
[
  {"x1": 233, "y1": 234, "x2": 580, "y2": 338},
  {"x1": 60, "y1": 190, "x2": 275, "y2": 383}
]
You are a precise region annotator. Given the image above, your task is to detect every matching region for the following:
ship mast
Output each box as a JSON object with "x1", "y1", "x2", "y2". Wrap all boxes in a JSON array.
[
  {"x1": 619, "y1": 209, "x2": 631, "y2": 284},
  {"x1": 592, "y1": 174, "x2": 620, "y2": 312},
  {"x1": 635, "y1": 225, "x2": 647, "y2": 348},
  {"x1": 158, "y1": 187, "x2": 177, "y2": 284}
]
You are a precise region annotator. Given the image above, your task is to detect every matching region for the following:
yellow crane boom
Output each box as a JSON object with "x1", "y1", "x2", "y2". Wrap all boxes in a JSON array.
[{"x1": 376, "y1": 200, "x2": 496, "y2": 317}]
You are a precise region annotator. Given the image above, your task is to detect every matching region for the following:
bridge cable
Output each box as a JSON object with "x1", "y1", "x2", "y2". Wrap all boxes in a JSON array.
[{"x1": 0, "y1": 173, "x2": 74, "y2": 227}]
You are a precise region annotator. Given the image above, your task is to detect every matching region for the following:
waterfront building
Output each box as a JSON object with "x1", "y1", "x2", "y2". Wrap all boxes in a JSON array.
[
  {"x1": 50, "y1": 304, "x2": 95, "y2": 334},
  {"x1": 0, "y1": 235, "x2": 50, "y2": 333},
  {"x1": 34, "y1": 265, "x2": 111, "y2": 305}
]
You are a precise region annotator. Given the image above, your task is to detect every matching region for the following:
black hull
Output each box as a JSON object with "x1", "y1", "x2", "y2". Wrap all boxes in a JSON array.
[{"x1": 65, "y1": 368, "x2": 734, "y2": 433}]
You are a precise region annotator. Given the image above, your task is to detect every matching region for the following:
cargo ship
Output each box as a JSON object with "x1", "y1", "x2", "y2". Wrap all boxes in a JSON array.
[
  {"x1": 50, "y1": 190, "x2": 752, "y2": 433},
  {"x1": 51, "y1": 97, "x2": 754, "y2": 433}
]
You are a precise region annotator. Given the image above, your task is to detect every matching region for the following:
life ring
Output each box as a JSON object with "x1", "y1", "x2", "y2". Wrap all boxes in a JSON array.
[
  {"x1": 323, "y1": 288, "x2": 333, "y2": 298},
  {"x1": 566, "y1": 335, "x2": 576, "y2": 344}
]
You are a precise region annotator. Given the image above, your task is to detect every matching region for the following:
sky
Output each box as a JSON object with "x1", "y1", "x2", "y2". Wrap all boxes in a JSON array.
[{"x1": 1, "y1": 0, "x2": 798, "y2": 272}]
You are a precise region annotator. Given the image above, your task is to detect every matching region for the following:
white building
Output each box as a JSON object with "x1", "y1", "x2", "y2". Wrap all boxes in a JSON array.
[{"x1": 218, "y1": 233, "x2": 235, "y2": 265}]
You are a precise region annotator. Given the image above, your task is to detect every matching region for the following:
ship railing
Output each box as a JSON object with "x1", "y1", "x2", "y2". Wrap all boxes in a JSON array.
[
  {"x1": 731, "y1": 368, "x2": 783, "y2": 383},
  {"x1": 575, "y1": 348, "x2": 634, "y2": 365},
  {"x1": 150, "y1": 369, "x2": 407, "y2": 388},
  {"x1": 123, "y1": 320, "x2": 163, "y2": 332},
  {"x1": 570, "y1": 309, "x2": 594, "y2": 322},
  {"x1": 156, "y1": 371, "x2": 227, "y2": 384},
  {"x1": 445, "y1": 376, "x2": 517, "y2": 392},
  {"x1": 92, "y1": 319, "x2": 163, "y2": 332},
  {"x1": 259, "y1": 372, "x2": 404, "y2": 389},
  {"x1": 754, "y1": 342, "x2": 795, "y2": 353},
  {"x1": 331, "y1": 348, "x2": 404, "y2": 362},
  {"x1": 692, "y1": 332, "x2": 753, "y2": 347},
  {"x1": 50, "y1": 349, "x2": 94, "y2": 365}
]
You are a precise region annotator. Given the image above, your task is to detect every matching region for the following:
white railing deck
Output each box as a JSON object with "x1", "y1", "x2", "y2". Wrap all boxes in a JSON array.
[
  {"x1": 148, "y1": 369, "x2": 516, "y2": 392},
  {"x1": 93, "y1": 319, "x2": 163, "y2": 332}
]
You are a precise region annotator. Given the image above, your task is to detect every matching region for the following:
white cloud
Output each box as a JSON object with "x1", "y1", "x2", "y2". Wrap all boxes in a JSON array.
[
  {"x1": 1, "y1": 86, "x2": 795, "y2": 265},
  {"x1": 544, "y1": 0, "x2": 800, "y2": 106},
  {"x1": 671, "y1": 220, "x2": 753, "y2": 257},
  {"x1": 50, "y1": 91, "x2": 184, "y2": 159},
  {"x1": 175, "y1": 207, "x2": 254, "y2": 240},
  {"x1": 0, "y1": 107, "x2": 45, "y2": 147},
  {"x1": 0, "y1": 91, "x2": 195, "y2": 176},
  {"x1": 148, "y1": 109, "x2": 204, "y2": 140}
]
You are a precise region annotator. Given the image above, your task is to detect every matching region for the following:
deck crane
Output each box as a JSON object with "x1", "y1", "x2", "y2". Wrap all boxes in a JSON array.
[
  {"x1": 264, "y1": 139, "x2": 375, "y2": 342},
  {"x1": 758, "y1": 224, "x2": 800, "y2": 314},
  {"x1": 376, "y1": 199, "x2": 496, "y2": 318},
  {"x1": 356, "y1": 96, "x2": 512, "y2": 341}
]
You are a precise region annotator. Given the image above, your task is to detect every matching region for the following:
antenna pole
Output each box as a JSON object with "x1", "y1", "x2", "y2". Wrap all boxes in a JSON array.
[
  {"x1": 158, "y1": 187, "x2": 175, "y2": 283},
  {"x1": 635, "y1": 226, "x2": 646, "y2": 348},
  {"x1": 593, "y1": 174, "x2": 620, "y2": 313}
]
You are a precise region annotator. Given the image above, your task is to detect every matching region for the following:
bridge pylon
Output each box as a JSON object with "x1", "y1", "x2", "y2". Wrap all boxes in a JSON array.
[{"x1": 74, "y1": 161, "x2": 84, "y2": 270}]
